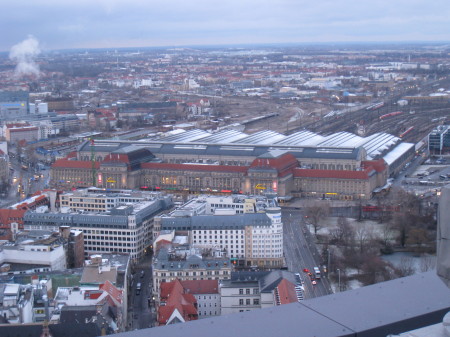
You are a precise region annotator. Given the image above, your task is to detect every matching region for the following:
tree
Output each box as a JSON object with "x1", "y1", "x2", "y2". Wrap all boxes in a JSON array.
[
  {"x1": 381, "y1": 222, "x2": 396, "y2": 253},
  {"x1": 330, "y1": 216, "x2": 354, "y2": 246},
  {"x1": 389, "y1": 189, "x2": 422, "y2": 247},
  {"x1": 395, "y1": 256, "x2": 415, "y2": 277},
  {"x1": 359, "y1": 255, "x2": 393, "y2": 286},
  {"x1": 303, "y1": 201, "x2": 330, "y2": 234},
  {"x1": 419, "y1": 255, "x2": 436, "y2": 272},
  {"x1": 354, "y1": 223, "x2": 374, "y2": 254},
  {"x1": 406, "y1": 228, "x2": 430, "y2": 255}
]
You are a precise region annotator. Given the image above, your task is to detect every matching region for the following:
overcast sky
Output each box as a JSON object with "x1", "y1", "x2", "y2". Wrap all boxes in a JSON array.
[{"x1": 1, "y1": 0, "x2": 450, "y2": 52}]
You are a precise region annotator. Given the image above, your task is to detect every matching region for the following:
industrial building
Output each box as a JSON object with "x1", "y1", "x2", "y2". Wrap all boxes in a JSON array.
[{"x1": 0, "y1": 91, "x2": 29, "y2": 119}]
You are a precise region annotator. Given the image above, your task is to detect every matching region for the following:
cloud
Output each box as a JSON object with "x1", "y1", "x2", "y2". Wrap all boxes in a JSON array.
[
  {"x1": 1, "y1": 1, "x2": 450, "y2": 50},
  {"x1": 9, "y1": 35, "x2": 41, "y2": 77}
]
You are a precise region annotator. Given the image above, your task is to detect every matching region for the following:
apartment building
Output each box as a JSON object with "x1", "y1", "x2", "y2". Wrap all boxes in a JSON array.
[
  {"x1": 158, "y1": 194, "x2": 283, "y2": 268},
  {"x1": 152, "y1": 246, "x2": 231, "y2": 296},
  {"x1": 220, "y1": 271, "x2": 298, "y2": 315}
]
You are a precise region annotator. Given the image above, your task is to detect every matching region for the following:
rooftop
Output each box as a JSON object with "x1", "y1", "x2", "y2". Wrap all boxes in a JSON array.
[{"x1": 114, "y1": 271, "x2": 450, "y2": 337}]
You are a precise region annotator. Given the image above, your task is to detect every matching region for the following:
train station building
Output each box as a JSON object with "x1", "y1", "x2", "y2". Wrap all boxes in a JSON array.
[{"x1": 50, "y1": 129, "x2": 415, "y2": 200}]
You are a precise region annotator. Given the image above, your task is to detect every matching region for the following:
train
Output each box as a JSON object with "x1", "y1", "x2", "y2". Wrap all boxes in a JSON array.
[
  {"x1": 399, "y1": 126, "x2": 414, "y2": 138},
  {"x1": 366, "y1": 102, "x2": 384, "y2": 111},
  {"x1": 379, "y1": 111, "x2": 403, "y2": 120}
]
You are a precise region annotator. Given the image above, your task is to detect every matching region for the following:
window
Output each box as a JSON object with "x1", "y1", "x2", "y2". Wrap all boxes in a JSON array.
[
  {"x1": 246, "y1": 299, "x2": 250, "y2": 305},
  {"x1": 239, "y1": 299, "x2": 243, "y2": 305},
  {"x1": 253, "y1": 299, "x2": 259, "y2": 305},
  {"x1": 246, "y1": 289, "x2": 250, "y2": 295},
  {"x1": 239, "y1": 289, "x2": 243, "y2": 295}
]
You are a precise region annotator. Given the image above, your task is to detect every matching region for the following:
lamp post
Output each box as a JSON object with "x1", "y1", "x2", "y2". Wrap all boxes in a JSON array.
[{"x1": 337, "y1": 268, "x2": 341, "y2": 292}]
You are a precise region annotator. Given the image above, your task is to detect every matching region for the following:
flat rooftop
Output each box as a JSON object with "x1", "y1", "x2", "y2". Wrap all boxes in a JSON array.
[{"x1": 114, "y1": 271, "x2": 450, "y2": 337}]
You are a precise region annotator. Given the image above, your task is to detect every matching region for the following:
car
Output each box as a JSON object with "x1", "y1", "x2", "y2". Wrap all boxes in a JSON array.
[
  {"x1": 312, "y1": 280, "x2": 317, "y2": 285},
  {"x1": 303, "y1": 268, "x2": 310, "y2": 273},
  {"x1": 140, "y1": 270, "x2": 145, "y2": 278}
]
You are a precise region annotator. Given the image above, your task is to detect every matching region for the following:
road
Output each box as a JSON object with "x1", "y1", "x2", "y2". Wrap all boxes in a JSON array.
[
  {"x1": 1, "y1": 157, "x2": 50, "y2": 208},
  {"x1": 282, "y1": 209, "x2": 333, "y2": 299},
  {"x1": 129, "y1": 260, "x2": 156, "y2": 330}
]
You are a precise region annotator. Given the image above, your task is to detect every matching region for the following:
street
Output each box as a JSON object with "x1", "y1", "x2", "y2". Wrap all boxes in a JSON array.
[
  {"x1": 129, "y1": 257, "x2": 156, "y2": 330},
  {"x1": 1, "y1": 154, "x2": 50, "y2": 208},
  {"x1": 282, "y1": 209, "x2": 333, "y2": 299}
]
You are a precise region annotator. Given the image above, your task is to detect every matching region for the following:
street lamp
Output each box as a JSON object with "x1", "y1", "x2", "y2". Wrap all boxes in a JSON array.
[{"x1": 337, "y1": 268, "x2": 341, "y2": 292}]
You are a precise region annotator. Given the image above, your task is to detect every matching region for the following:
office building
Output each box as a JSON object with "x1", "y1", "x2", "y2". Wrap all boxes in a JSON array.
[
  {"x1": 429, "y1": 125, "x2": 450, "y2": 155},
  {"x1": 157, "y1": 194, "x2": 283, "y2": 268},
  {"x1": 23, "y1": 190, "x2": 173, "y2": 261}
]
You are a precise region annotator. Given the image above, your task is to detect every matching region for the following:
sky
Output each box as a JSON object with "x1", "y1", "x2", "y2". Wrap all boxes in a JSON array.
[{"x1": 1, "y1": 0, "x2": 450, "y2": 52}]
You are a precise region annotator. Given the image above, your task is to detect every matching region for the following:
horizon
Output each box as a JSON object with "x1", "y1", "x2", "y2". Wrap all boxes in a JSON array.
[
  {"x1": 1, "y1": 0, "x2": 450, "y2": 53},
  {"x1": 1, "y1": 40, "x2": 450, "y2": 56}
]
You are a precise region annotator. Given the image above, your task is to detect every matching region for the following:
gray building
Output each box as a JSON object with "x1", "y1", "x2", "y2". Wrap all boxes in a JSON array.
[
  {"x1": 152, "y1": 246, "x2": 232, "y2": 296},
  {"x1": 429, "y1": 125, "x2": 450, "y2": 155},
  {"x1": 24, "y1": 195, "x2": 173, "y2": 261},
  {"x1": 0, "y1": 91, "x2": 29, "y2": 119}
]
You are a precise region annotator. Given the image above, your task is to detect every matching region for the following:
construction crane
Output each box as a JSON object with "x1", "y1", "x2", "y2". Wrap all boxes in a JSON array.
[{"x1": 90, "y1": 138, "x2": 96, "y2": 186}]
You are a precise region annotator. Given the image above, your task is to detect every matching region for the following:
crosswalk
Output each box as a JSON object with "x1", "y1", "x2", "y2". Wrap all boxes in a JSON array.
[{"x1": 294, "y1": 273, "x2": 304, "y2": 301}]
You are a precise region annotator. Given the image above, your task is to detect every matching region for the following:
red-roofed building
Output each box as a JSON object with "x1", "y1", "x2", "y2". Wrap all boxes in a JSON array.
[
  {"x1": 0, "y1": 208, "x2": 26, "y2": 240},
  {"x1": 274, "y1": 279, "x2": 298, "y2": 305},
  {"x1": 293, "y1": 160, "x2": 386, "y2": 200},
  {"x1": 220, "y1": 270, "x2": 300, "y2": 315},
  {"x1": 157, "y1": 279, "x2": 198, "y2": 326},
  {"x1": 180, "y1": 280, "x2": 220, "y2": 318},
  {"x1": 4, "y1": 124, "x2": 39, "y2": 144},
  {"x1": 51, "y1": 137, "x2": 391, "y2": 200}
]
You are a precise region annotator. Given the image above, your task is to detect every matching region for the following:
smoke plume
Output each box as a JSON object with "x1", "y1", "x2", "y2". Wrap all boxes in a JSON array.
[{"x1": 9, "y1": 36, "x2": 41, "y2": 77}]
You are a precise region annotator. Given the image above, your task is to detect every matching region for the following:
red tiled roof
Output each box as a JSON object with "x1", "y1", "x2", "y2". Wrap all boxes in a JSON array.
[
  {"x1": 100, "y1": 280, "x2": 123, "y2": 304},
  {"x1": 52, "y1": 159, "x2": 100, "y2": 169},
  {"x1": 180, "y1": 280, "x2": 219, "y2": 295},
  {"x1": 276, "y1": 279, "x2": 298, "y2": 305},
  {"x1": 102, "y1": 153, "x2": 130, "y2": 164},
  {"x1": 250, "y1": 153, "x2": 298, "y2": 177},
  {"x1": 141, "y1": 162, "x2": 248, "y2": 173},
  {"x1": 293, "y1": 167, "x2": 371, "y2": 179},
  {"x1": 361, "y1": 159, "x2": 386, "y2": 173},
  {"x1": 0, "y1": 208, "x2": 26, "y2": 227},
  {"x1": 158, "y1": 279, "x2": 198, "y2": 325}
]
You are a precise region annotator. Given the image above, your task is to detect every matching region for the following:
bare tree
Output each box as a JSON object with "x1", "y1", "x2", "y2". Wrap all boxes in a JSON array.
[
  {"x1": 381, "y1": 222, "x2": 396, "y2": 252},
  {"x1": 330, "y1": 216, "x2": 354, "y2": 246},
  {"x1": 396, "y1": 256, "x2": 415, "y2": 277},
  {"x1": 419, "y1": 255, "x2": 436, "y2": 272},
  {"x1": 354, "y1": 223, "x2": 374, "y2": 254},
  {"x1": 406, "y1": 228, "x2": 430, "y2": 255},
  {"x1": 303, "y1": 201, "x2": 330, "y2": 235},
  {"x1": 359, "y1": 255, "x2": 393, "y2": 286}
]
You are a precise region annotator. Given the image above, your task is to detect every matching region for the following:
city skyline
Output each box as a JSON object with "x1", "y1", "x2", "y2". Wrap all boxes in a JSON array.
[{"x1": 1, "y1": 0, "x2": 450, "y2": 52}]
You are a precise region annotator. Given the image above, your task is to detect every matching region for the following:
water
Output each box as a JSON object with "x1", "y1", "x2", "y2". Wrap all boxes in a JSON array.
[{"x1": 381, "y1": 252, "x2": 436, "y2": 273}]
